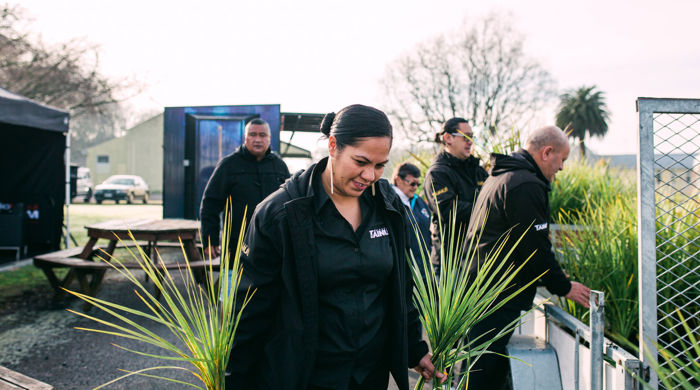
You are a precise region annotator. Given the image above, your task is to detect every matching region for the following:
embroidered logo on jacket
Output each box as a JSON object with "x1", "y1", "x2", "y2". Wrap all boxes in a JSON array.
[
  {"x1": 433, "y1": 187, "x2": 449, "y2": 197},
  {"x1": 369, "y1": 227, "x2": 389, "y2": 239},
  {"x1": 534, "y1": 223, "x2": 548, "y2": 231}
]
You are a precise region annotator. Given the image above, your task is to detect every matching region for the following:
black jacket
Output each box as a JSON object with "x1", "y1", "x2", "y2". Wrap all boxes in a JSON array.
[
  {"x1": 227, "y1": 158, "x2": 428, "y2": 390},
  {"x1": 423, "y1": 151, "x2": 488, "y2": 265},
  {"x1": 466, "y1": 150, "x2": 571, "y2": 311},
  {"x1": 407, "y1": 195, "x2": 432, "y2": 270},
  {"x1": 200, "y1": 145, "x2": 290, "y2": 255}
]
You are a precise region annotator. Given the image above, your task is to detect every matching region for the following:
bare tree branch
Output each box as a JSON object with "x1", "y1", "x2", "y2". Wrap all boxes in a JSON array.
[
  {"x1": 0, "y1": 3, "x2": 143, "y2": 164},
  {"x1": 381, "y1": 11, "x2": 557, "y2": 145}
]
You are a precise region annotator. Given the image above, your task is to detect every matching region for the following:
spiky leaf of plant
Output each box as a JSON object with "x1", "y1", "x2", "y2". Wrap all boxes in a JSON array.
[
  {"x1": 549, "y1": 158, "x2": 634, "y2": 221},
  {"x1": 64, "y1": 200, "x2": 254, "y2": 390},
  {"x1": 555, "y1": 195, "x2": 638, "y2": 346},
  {"x1": 632, "y1": 311, "x2": 700, "y2": 390},
  {"x1": 408, "y1": 202, "x2": 545, "y2": 389},
  {"x1": 467, "y1": 126, "x2": 522, "y2": 172}
]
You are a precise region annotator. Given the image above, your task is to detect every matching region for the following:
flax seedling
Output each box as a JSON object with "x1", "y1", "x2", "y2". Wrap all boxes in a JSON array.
[
  {"x1": 64, "y1": 201, "x2": 253, "y2": 390},
  {"x1": 408, "y1": 202, "x2": 544, "y2": 389}
]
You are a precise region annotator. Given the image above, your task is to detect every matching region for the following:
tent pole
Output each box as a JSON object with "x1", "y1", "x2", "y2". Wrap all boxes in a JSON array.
[{"x1": 64, "y1": 128, "x2": 70, "y2": 248}]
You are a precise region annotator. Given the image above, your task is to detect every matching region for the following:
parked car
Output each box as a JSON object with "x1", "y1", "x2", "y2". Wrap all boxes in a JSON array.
[
  {"x1": 70, "y1": 166, "x2": 94, "y2": 202},
  {"x1": 76, "y1": 167, "x2": 94, "y2": 201},
  {"x1": 94, "y1": 175, "x2": 150, "y2": 204}
]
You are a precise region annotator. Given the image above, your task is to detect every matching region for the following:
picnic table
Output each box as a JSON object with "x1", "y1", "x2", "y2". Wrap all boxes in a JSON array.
[
  {"x1": 34, "y1": 219, "x2": 218, "y2": 302},
  {"x1": 0, "y1": 365, "x2": 53, "y2": 389},
  {"x1": 79, "y1": 218, "x2": 202, "y2": 262}
]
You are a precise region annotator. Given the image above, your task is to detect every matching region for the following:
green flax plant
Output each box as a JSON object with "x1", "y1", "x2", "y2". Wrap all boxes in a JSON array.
[
  {"x1": 555, "y1": 195, "x2": 638, "y2": 347},
  {"x1": 469, "y1": 127, "x2": 522, "y2": 171},
  {"x1": 64, "y1": 202, "x2": 253, "y2": 390},
  {"x1": 549, "y1": 158, "x2": 634, "y2": 220},
  {"x1": 655, "y1": 198, "x2": 700, "y2": 352},
  {"x1": 409, "y1": 203, "x2": 543, "y2": 389},
  {"x1": 633, "y1": 311, "x2": 700, "y2": 390}
]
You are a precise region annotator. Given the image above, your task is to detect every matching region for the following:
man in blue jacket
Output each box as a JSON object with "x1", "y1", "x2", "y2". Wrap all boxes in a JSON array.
[{"x1": 391, "y1": 163, "x2": 432, "y2": 277}]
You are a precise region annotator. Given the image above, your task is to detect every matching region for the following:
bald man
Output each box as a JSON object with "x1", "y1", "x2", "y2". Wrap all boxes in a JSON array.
[{"x1": 463, "y1": 126, "x2": 591, "y2": 388}]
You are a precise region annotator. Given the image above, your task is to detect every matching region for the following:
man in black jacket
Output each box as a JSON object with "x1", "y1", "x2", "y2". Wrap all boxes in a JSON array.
[
  {"x1": 200, "y1": 118, "x2": 290, "y2": 259},
  {"x1": 465, "y1": 125, "x2": 590, "y2": 388},
  {"x1": 423, "y1": 117, "x2": 488, "y2": 268}
]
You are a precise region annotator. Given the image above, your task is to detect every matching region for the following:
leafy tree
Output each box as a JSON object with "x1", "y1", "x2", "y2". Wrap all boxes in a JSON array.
[
  {"x1": 0, "y1": 3, "x2": 139, "y2": 164},
  {"x1": 555, "y1": 85, "x2": 610, "y2": 157},
  {"x1": 381, "y1": 12, "x2": 556, "y2": 145}
]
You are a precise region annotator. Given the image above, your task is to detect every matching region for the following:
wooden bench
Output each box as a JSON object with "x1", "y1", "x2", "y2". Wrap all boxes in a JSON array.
[
  {"x1": 33, "y1": 244, "x2": 220, "y2": 304},
  {"x1": 0, "y1": 365, "x2": 52, "y2": 389}
]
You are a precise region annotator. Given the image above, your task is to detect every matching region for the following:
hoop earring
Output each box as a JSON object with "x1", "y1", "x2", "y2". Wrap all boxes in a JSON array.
[
  {"x1": 371, "y1": 182, "x2": 375, "y2": 196},
  {"x1": 329, "y1": 158, "x2": 334, "y2": 195}
]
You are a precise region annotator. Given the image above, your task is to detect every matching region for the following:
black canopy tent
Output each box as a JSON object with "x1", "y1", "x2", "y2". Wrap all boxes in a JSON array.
[{"x1": 0, "y1": 87, "x2": 69, "y2": 256}]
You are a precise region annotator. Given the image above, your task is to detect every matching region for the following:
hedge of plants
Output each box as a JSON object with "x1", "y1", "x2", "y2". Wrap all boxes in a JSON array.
[
  {"x1": 549, "y1": 158, "x2": 635, "y2": 220},
  {"x1": 552, "y1": 159, "x2": 699, "y2": 358}
]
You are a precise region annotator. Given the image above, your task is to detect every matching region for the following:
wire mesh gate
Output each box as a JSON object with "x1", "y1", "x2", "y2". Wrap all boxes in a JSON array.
[{"x1": 637, "y1": 98, "x2": 700, "y2": 389}]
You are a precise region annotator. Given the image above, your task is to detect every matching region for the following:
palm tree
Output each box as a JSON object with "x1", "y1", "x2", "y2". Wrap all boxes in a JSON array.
[{"x1": 555, "y1": 86, "x2": 610, "y2": 157}]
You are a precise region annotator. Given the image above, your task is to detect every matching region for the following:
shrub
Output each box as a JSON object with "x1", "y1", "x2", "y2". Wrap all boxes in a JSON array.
[
  {"x1": 550, "y1": 158, "x2": 634, "y2": 220},
  {"x1": 66, "y1": 202, "x2": 250, "y2": 390},
  {"x1": 555, "y1": 190, "x2": 699, "y2": 356},
  {"x1": 555, "y1": 196, "x2": 638, "y2": 347}
]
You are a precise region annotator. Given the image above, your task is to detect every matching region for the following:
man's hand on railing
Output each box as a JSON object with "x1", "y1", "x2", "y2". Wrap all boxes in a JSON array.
[
  {"x1": 205, "y1": 245, "x2": 221, "y2": 259},
  {"x1": 565, "y1": 281, "x2": 591, "y2": 308}
]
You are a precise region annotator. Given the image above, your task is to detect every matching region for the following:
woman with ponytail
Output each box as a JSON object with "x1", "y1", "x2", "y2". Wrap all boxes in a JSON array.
[{"x1": 226, "y1": 104, "x2": 444, "y2": 390}]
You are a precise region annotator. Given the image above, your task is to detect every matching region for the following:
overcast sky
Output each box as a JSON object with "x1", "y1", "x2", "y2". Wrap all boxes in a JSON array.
[{"x1": 16, "y1": 0, "x2": 700, "y2": 155}]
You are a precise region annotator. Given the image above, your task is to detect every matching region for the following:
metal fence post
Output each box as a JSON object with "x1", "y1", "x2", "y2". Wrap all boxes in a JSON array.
[
  {"x1": 637, "y1": 97, "x2": 700, "y2": 388},
  {"x1": 636, "y1": 98, "x2": 658, "y2": 389},
  {"x1": 590, "y1": 290, "x2": 605, "y2": 390},
  {"x1": 574, "y1": 330, "x2": 580, "y2": 390},
  {"x1": 624, "y1": 360, "x2": 644, "y2": 390}
]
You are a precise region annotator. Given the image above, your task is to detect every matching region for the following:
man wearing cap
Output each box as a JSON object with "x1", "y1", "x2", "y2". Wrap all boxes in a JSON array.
[
  {"x1": 423, "y1": 117, "x2": 488, "y2": 269},
  {"x1": 200, "y1": 118, "x2": 290, "y2": 260},
  {"x1": 465, "y1": 125, "x2": 591, "y2": 388}
]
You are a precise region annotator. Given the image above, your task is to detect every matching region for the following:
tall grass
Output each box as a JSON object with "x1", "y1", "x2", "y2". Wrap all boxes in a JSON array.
[
  {"x1": 550, "y1": 158, "x2": 634, "y2": 220},
  {"x1": 65, "y1": 202, "x2": 252, "y2": 390},
  {"x1": 409, "y1": 204, "x2": 542, "y2": 389},
  {"x1": 555, "y1": 196, "x2": 638, "y2": 346},
  {"x1": 655, "y1": 198, "x2": 700, "y2": 368},
  {"x1": 554, "y1": 177, "x2": 698, "y2": 357},
  {"x1": 635, "y1": 311, "x2": 700, "y2": 390}
]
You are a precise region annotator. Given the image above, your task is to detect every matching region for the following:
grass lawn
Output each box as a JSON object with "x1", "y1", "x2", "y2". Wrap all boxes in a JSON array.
[
  {"x1": 0, "y1": 204, "x2": 163, "y2": 304},
  {"x1": 0, "y1": 265, "x2": 68, "y2": 302},
  {"x1": 64, "y1": 203, "x2": 162, "y2": 248}
]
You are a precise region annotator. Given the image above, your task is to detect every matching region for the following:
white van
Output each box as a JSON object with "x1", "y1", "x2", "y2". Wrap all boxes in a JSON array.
[{"x1": 75, "y1": 167, "x2": 93, "y2": 201}]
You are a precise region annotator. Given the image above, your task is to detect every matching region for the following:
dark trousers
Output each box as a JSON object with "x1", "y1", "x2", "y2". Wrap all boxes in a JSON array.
[
  {"x1": 465, "y1": 308, "x2": 520, "y2": 389},
  {"x1": 307, "y1": 364, "x2": 390, "y2": 390}
]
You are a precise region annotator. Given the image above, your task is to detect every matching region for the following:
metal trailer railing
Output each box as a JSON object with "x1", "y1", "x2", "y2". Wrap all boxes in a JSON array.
[
  {"x1": 517, "y1": 294, "x2": 643, "y2": 390},
  {"x1": 637, "y1": 98, "x2": 700, "y2": 389}
]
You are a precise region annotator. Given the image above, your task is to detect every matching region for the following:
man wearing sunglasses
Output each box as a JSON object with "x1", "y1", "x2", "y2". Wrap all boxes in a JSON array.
[
  {"x1": 392, "y1": 162, "x2": 432, "y2": 280},
  {"x1": 423, "y1": 117, "x2": 488, "y2": 270}
]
